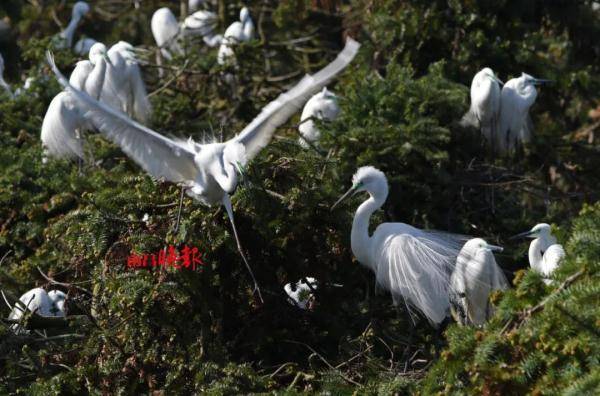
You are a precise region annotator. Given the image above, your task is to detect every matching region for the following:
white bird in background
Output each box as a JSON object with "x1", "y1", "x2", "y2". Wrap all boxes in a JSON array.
[
  {"x1": 151, "y1": 7, "x2": 183, "y2": 60},
  {"x1": 101, "y1": 41, "x2": 151, "y2": 123},
  {"x1": 449, "y1": 238, "x2": 507, "y2": 326},
  {"x1": 512, "y1": 223, "x2": 565, "y2": 285},
  {"x1": 57, "y1": 1, "x2": 91, "y2": 49},
  {"x1": 331, "y1": 166, "x2": 465, "y2": 325},
  {"x1": 498, "y1": 73, "x2": 551, "y2": 154},
  {"x1": 8, "y1": 288, "x2": 67, "y2": 333},
  {"x1": 461, "y1": 67, "x2": 502, "y2": 152},
  {"x1": 298, "y1": 87, "x2": 340, "y2": 147},
  {"x1": 217, "y1": 7, "x2": 255, "y2": 65},
  {"x1": 284, "y1": 277, "x2": 318, "y2": 310},
  {"x1": 74, "y1": 36, "x2": 98, "y2": 56},
  {"x1": 41, "y1": 43, "x2": 111, "y2": 161},
  {"x1": 0, "y1": 52, "x2": 12, "y2": 97},
  {"x1": 14, "y1": 77, "x2": 35, "y2": 97},
  {"x1": 188, "y1": 0, "x2": 207, "y2": 13},
  {"x1": 47, "y1": 38, "x2": 361, "y2": 303}
]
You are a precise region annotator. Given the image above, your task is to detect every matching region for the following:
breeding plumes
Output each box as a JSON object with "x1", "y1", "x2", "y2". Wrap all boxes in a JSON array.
[
  {"x1": 47, "y1": 38, "x2": 360, "y2": 303},
  {"x1": 41, "y1": 43, "x2": 111, "y2": 161},
  {"x1": 57, "y1": 1, "x2": 90, "y2": 49},
  {"x1": 217, "y1": 7, "x2": 255, "y2": 65},
  {"x1": 101, "y1": 41, "x2": 151, "y2": 123},
  {"x1": 449, "y1": 238, "x2": 507, "y2": 326},
  {"x1": 512, "y1": 223, "x2": 565, "y2": 284},
  {"x1": 0, "y1": 52, "x2": 12, "y2": 97},
  {"x1": 284, "y1": 277, "x2": 318, "y2": 310},
  {"x1": 8, "y1": 288, "x2": 66, "y2": 333},
  {"x1": 298, "y1": 87, "x2": 340, "y2": 147},
  {"x1": 497, "y1": 73, "x2": 550, "y2": 154},
  {"x1": 331, "y1": 166, "x2": 465, "y2": 325},
  {"x1": 461, "y1": 67, "x2": 502, "y2": 152}
]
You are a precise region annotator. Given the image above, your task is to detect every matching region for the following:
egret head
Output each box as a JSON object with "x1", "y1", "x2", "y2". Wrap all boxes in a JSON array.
[
  {"x1": 462, "y1": 238, "x2": 504, "y2": 254},
  {"x1": 331, "y1": 166, "x2": 388, "y2": 210},
  {"x1": 88, "y1": 43, "x2": 109, "y2": 65},
  {"x1": 114, "y1": 41, "x2": 137, "y2": 61},
  {"x1": 480, "y1": 67, "x2": 503, "y2": 85},
  {"x1": 240, "y1": 7, "x2": 251, "y2": 22},
  {"x1": 511, "y1": 223, "x2": 552, "y2": 239},
  {"x1": 73, "y1": 1, "x2": 91, "y2": 19},
  {"x1": 223, "y1": 142, "x2": 248, "y2": 179}
]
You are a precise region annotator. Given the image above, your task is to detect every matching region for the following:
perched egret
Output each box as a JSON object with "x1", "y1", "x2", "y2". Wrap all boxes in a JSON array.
[
  {"x1": 0, "y1": 52, "x2": 12, "y2": 97},
  {"x1": 498, "y1": 73, "x2": 551, "y2": 154},
  {"x1": 298, "y1": 87, "x2": 340, "y2": 147},
  {"x1": 102, "y1": 41, "x2": 151, "y2": 123},
  {"x1": 331, "y1": 166, "x2": 465, "y2": 325},
  {"x1": 284, "y1": 277, "x2": 318, "y2": 310},
  {"x1": 449, "y1": 238, "x2": 507, "y2": 326},
  {"x1": 41, "y1": 43, "x2": 111, "y2": 161},
  {"x1": 183, "y1": 10, "x2": 219, "y2": 39},
  {"x1": 151, "y1": 7, "x2": 183, "y2": 60},
  {"x1": 461, "y1": 67, "x2": 502, "y2": 152},
  {"x1": 57, "y1": 1, "x2": 90, "y2": 49},
  {"x1": 8, "y1": 288, "x2": 66, "y2": 332},
  {"x1": 47, "y1": 38, "x2": 360, "y2": 302},
  {"x1": 217, "y1": 7, "x2": 255, "y2": 65},
  {"x1": 512, "y1": 223, "x2": 565, "y2": 284},
  {"x1": 74, "y1": 36, "x2": 98, "y2": 55}
]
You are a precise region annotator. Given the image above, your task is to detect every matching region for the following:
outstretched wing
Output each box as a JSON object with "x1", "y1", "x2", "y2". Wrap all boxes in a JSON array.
[
  {"x1": 233, "y1": 38, "x2": 360, "y2": 160},
  {"x1": 47, "y1": 52, "x2": 198, "y2": 184}
]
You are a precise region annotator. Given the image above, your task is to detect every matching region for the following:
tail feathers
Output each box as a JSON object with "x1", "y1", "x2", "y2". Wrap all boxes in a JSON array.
[{"x1": 460, "y1": 108, "x2": 479, "y2": 128}]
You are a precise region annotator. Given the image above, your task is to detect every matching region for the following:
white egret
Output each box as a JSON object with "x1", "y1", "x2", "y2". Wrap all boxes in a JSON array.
[
  {"x1": 0, "y1": 52, "x2": 12, "y2": 97},
  {"x1": 188, "y1": 0, "x2": 206, "y2": 13},
  {"x1": 41, "y1": 43, "x2": 111, "y2": 161},
  {"x1": 47, "y1": 38, "x2": 360, "y2": 302},
  {"x1": 101, "y1": 41, "x2": 151, "y2": 123},
  {"x1": 331, "y1": 166, "x2": 465, "y2": 325},
  {"x1": 449, "y1": 238, "x2": 507, "y2": 326},
  {"x1": 498, "y1": 73, "x2": 551, "y2": 154},
  {"x1": 151, "y1": 7, "x2": 183, "y2": 60},
  {"x1": 298, "y1": 87, "x2": 340, "y2": 147},
  {"x1": 8, "y1": 288, "x2": 66, "y2": 332},
  {"x1": 461, "y1": 67, "x2": 502, "y2": 152},
  {"x1": 74, "y1": 36, "x2": 98, "y2": 56},
  {"x1": 512, "y1": 223, "x2": 565, "y2": 284},
  {"x1": 284, "y1": 277, "x2": 318, "y2": 310},
  {"x1": 217, "y1": 7, "x2": 255, "y2": 65},
  {"x1": 14, "y1": 77, "x2": 35, "y2": 97},
  {"x1": 57, "y1": 1, "x2": 90, "y2": 49},
  {"x1": 183, "y1": 10, "x2": 219, "y2": 40}
]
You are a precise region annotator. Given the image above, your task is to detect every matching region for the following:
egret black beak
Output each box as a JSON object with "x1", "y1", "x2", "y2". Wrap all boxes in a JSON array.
[
  {"x1": 509, "y1": 230, "x2": 535, "y2": 240},
  {"x1": 487, "y1": 244, "x2": 504, "y2": 252},
  {"x1": 331, "y1": 183, "x2": 361, "y2": 211}
]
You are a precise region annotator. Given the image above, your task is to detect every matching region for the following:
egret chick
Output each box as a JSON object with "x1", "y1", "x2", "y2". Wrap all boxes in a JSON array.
[
  {"x1": 512, "y1": 223, "x2": 565, "y2": 284},
  {"x1": 284, "y1": 277, "x2": 318, "y2": 310},
  {"x1": 449, "y1": 238, "x2": 507, "y2": 326},
  {"x1": 331, "y1": 166, "x2": 465, "y2": 325}
]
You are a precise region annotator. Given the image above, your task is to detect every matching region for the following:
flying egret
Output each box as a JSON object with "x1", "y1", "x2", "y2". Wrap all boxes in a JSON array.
[
  {"x1": 74, "y1": 36, "x2": 98, "y2": 55},
  {"x1": 498, "y1": 73, "x2": 551, "y2": 154},
  {"x1": 512, "y1": 223, "x2": 565, "y2": 285},
  {"x1": 461, "y1": 67, "x2": 502, "y2": 153},
  {"x1": 41, "y1": 43, "x2": 111, "y2": 161},
  {"x1": 0, "y1": 52, "x2": 12, "y2": 97},
  {"x1": 284, "y1": 277, "x2": 318, "y2": 310},
  {"x1": 47, "y1": 38, "x2": 360, "y2": 303},
  {"x1": 57, "y1": 1, "x2": 90, "y2": 49},
  {"x1": 217, "y1": 7, "x2": 255, "y2": 65},
  {"x1": 8, "y1": 288, "x2": 67, "y2": 333},
  {"x1": 449, "y1": 238, "x2": 507, "y2": 326},
  {"x1": 101, "y1": 41, "x2": 151, "y2": 123},
  {"x1": 331, "y1": 166, "x2": 465, "y2": 325},
  {"x1": 298, "y1": 87, "x2": 340, "y2": 148}
]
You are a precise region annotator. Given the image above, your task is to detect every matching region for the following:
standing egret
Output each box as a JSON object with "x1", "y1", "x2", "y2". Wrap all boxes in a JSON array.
[
  {"x1": 8, "y1": 288, "x2": 67, "y2": 332},
  {"x1": 498, "y1": 73, "x2": 551, "y2": 154},
  {"x1": 41, "y1": 43, "x2": 111, "y2": 161},
  {"x1": 102, "y1": 41, "x2": 151, "y2": 123},
  {"x1": 331, "y1": 166, "x2": 465, "y2": 325},
  {"x1": 449, "y1": 238, "x2": 507, "y2": 326},
  {"x1": 461, "y1": 68, "x2": 502, "y2": 153},
  {"x1": 151, "y1": 7, "x2": 183, "y2": 60},
  {"x1": 512, "y1": 223, "x2": 565, "y2": 284},
  {"x1": 0, "y1": 52, "x2": 12, "y2": 97},
  {"x1": 57, "y1": 1, "x2": 90, "y2": 49},
  {"x1": 217, "y1": 7, "x2": 255, "y2": 65},
  {"x1": 284, "y1": 277, "x2": 318, "y2": 310},
  {"x1": 298, "y1": 87, "x2": 340, "y2": 148},
  {"x1": 47, "y1": 38, "x2": 360, "y2": 302}
]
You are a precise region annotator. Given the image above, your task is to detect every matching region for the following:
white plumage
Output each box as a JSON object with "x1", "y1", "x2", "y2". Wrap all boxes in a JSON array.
[
  {"x1": 8, "y1": 288, "x2": 67, "y2": 332},
  {"x1": 74, "y1": 37, "x2": 98, "y2": 55},
  {"x1": 151, "y1": 7, "x2": 183, "y2": 60},
  {"x1": 217, "y1": 7, "x2": 255, "y2": 65},
  {"x1": 514, "y1": 223, "x2": 565, "y2": 285},
  {"x1": 284, "y1": 277, "x2": 318, "y2": 310},
  {"x1": 47, "y1": 38, "x2": 360, "y2": 301},
  {"x1": 57, "y1": 1, "x2": 90, "y2": 49},
  {"x1": 331, "y1": 166, "x2": 466, "y2": 325},
  {"x1": 449, "y1": 238, "x2": 507, "y2": 326},
  {"x1": 0, "y1": 52, "x2": 13, "y2": 97},
  {"x1": 298, "y1": 87, "x2": 340, "y2": 147}
]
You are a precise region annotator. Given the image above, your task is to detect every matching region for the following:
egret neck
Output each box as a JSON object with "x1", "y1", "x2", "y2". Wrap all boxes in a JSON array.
[{"x1": 351, "y1": 183, "x2": 388, "y2": 269}]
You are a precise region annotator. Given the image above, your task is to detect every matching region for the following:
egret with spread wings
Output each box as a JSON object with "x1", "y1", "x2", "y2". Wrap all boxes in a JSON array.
[{"x1": 46, "y1": 38, "x2": 360, "y2": 302}]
